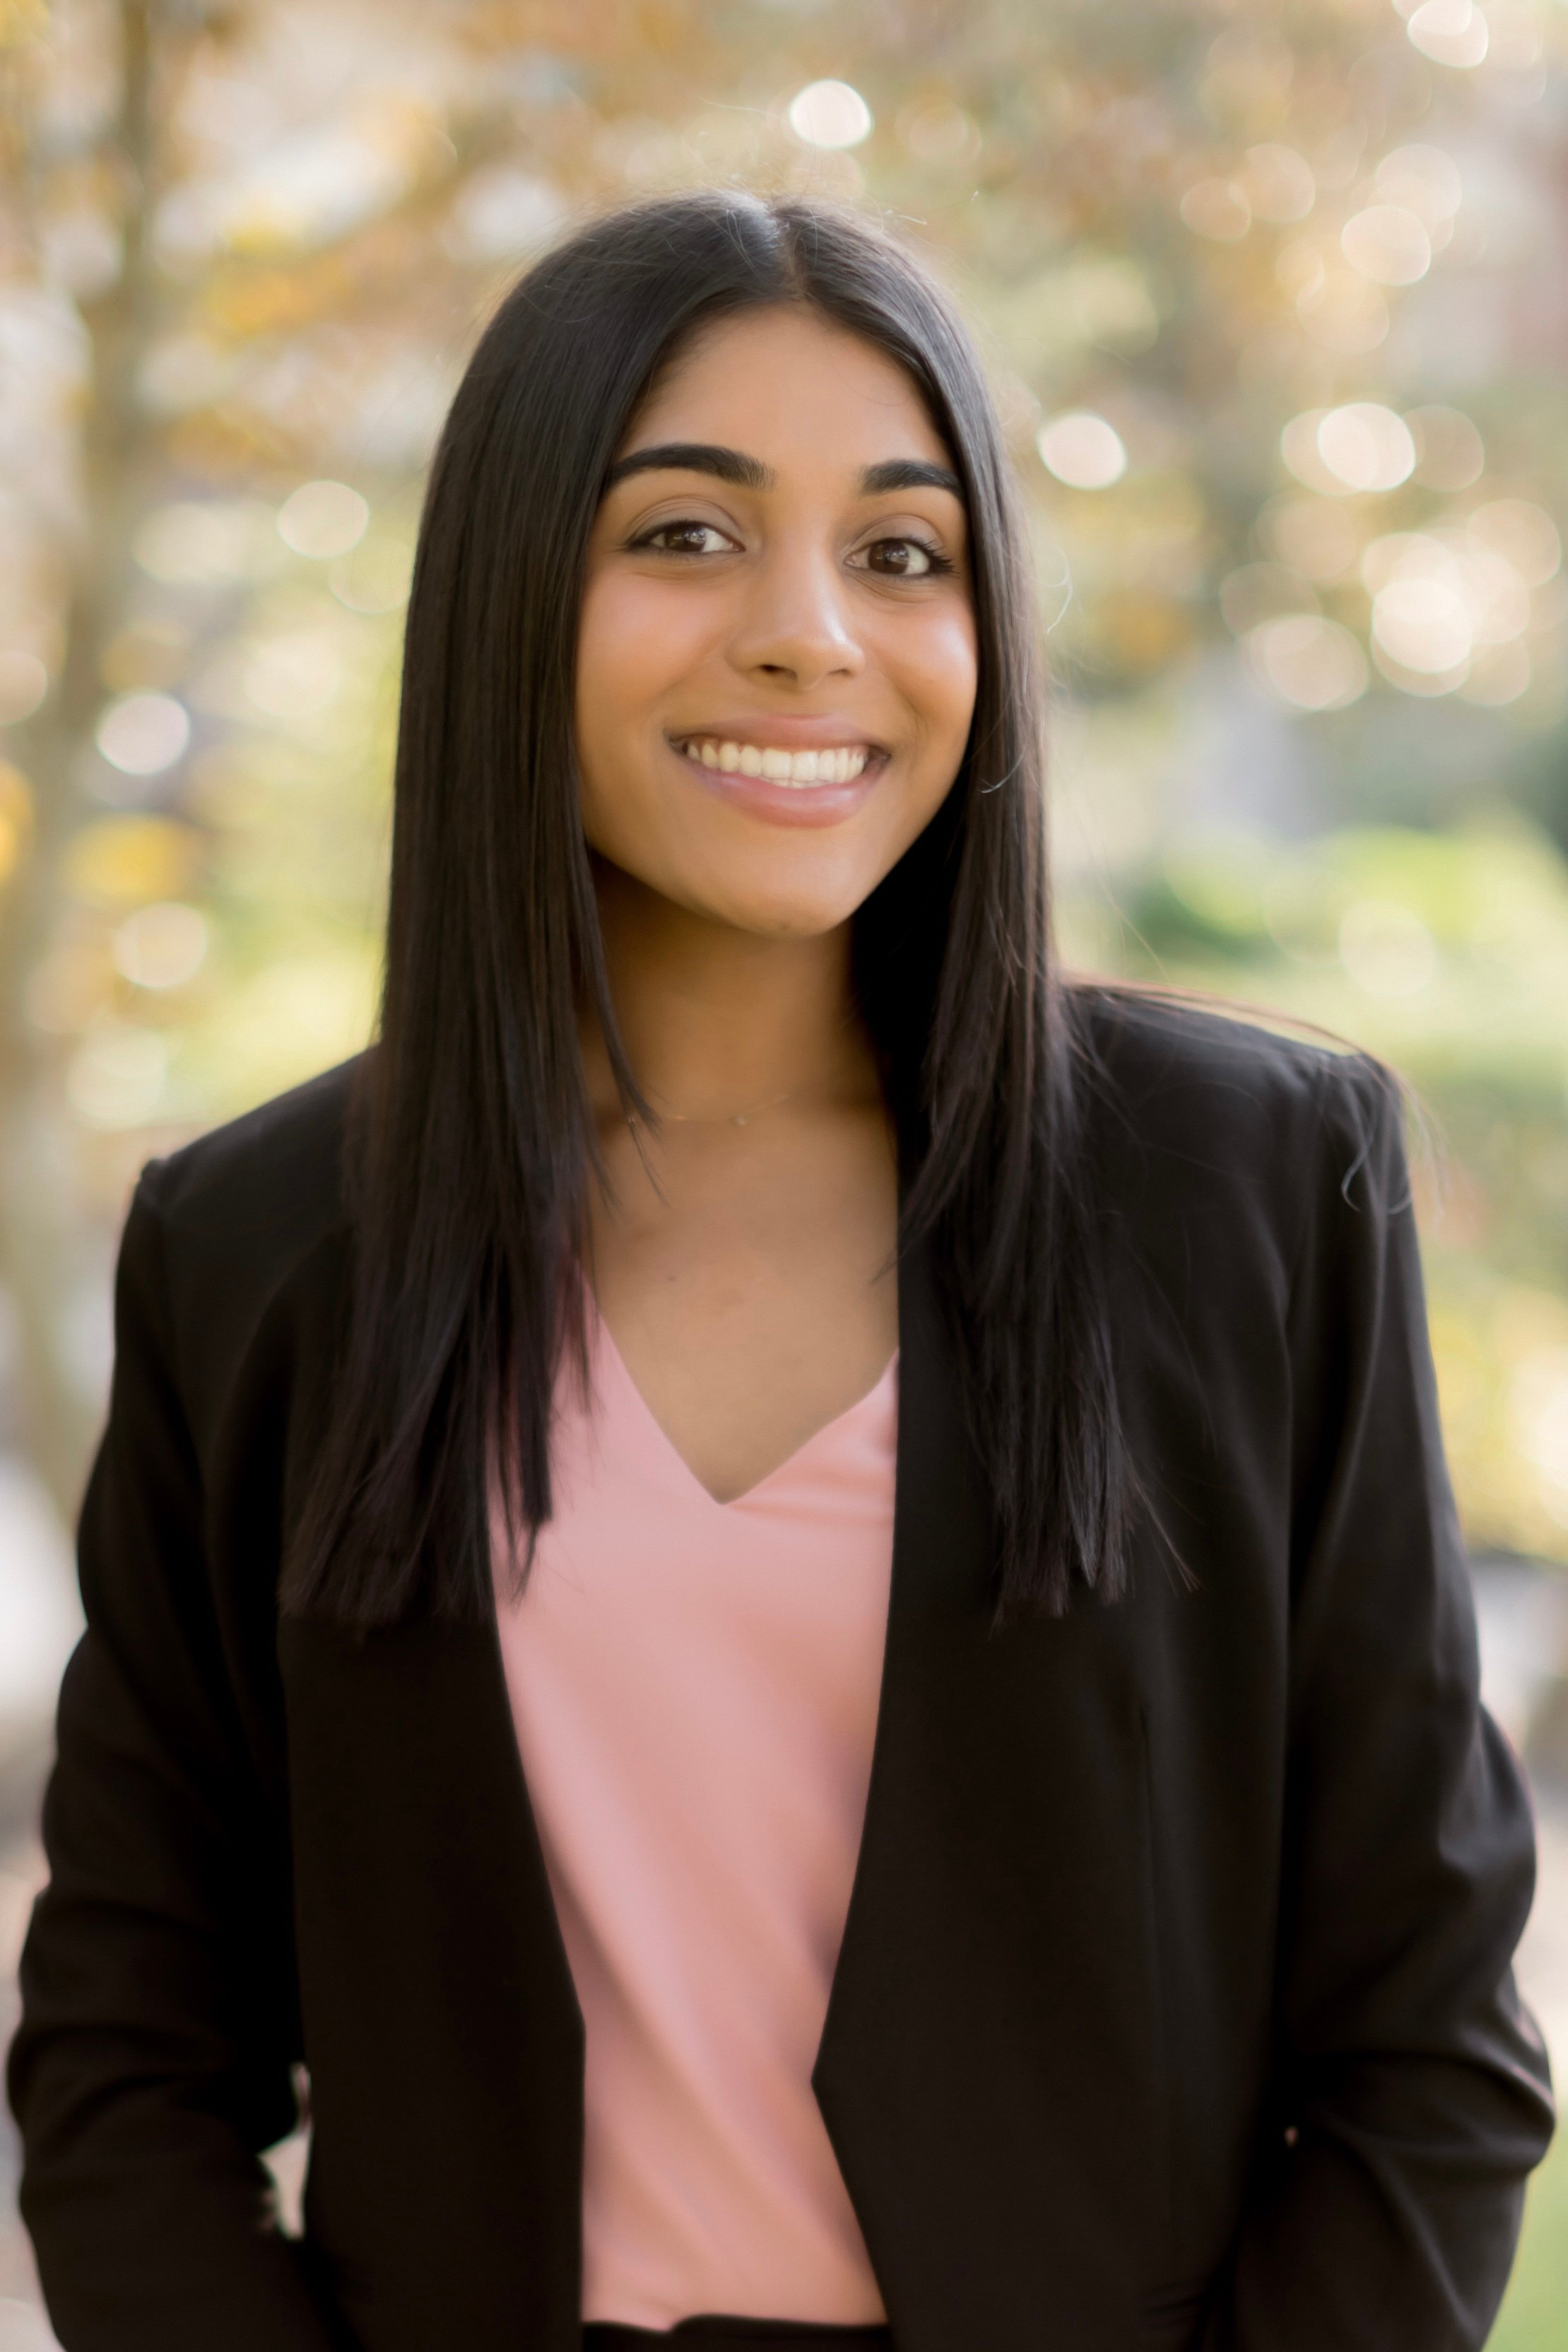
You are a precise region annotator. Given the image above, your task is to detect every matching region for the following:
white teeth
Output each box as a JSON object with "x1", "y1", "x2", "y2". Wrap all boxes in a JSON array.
[{"x1": 680, "y1": 738, "x2": 871, "y2": 786}]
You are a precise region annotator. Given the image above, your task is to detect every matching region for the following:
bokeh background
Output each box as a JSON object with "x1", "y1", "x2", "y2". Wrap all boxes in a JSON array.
[{"x1": 1, "y1": 0, "x2": 1566, "y2": 2343}]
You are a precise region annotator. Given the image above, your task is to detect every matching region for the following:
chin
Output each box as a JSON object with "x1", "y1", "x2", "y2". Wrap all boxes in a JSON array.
[
  {"x1": 658, "y1": 845, "x2": 872, "y2": 940},
  {"x1": 705, "y1": 888, "x2": 859, "y2": 939}
]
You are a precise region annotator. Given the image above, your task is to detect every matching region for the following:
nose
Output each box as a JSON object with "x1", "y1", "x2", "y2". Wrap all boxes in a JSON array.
[{"x1": 726, "y1": 536, "x2": 866, "y2": 692}]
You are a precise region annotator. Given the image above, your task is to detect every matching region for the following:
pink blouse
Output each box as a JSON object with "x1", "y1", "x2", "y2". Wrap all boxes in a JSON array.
[{"x1": 491, "y1": 1307, "x2": 897, "y2": 2329}]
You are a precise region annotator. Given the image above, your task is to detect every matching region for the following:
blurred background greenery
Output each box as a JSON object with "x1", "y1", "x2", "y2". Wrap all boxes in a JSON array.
[{"x1": 0, "y1": 0, "x2": 1565, "y2": 2343}]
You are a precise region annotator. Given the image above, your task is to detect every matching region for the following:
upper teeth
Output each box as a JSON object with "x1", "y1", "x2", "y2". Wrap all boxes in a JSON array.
[{"x1": 681, "y1": 738, "x2": 871, "y2": 786}]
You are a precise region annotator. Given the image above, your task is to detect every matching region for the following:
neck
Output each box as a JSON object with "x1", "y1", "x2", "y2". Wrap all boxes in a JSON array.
[{"x1": 583, "y1": 859, "x2": 875, "y2": 1124}]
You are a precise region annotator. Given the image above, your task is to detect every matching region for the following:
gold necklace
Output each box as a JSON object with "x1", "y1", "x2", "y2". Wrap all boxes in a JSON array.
[{"x1": 626, "y1": 1080, "x2": 803, "y2": 1130}]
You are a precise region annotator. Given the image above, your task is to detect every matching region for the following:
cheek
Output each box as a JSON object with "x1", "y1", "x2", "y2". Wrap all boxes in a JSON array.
[
  {"x1": 888, "y1": 601, "x2": 979, "y2": 763},
  {"x1": 574, "y1": 575, "x2": 717, "y2": 869},
  {"x1": 575, "y1": 572, "x2": 716, "y2": 746},
  {"x1": 867, "y1": 606, "x2": 978, "y2": 860},
  {"x1": 574, "y1": 581, "x2": 659, "y2": 845}
]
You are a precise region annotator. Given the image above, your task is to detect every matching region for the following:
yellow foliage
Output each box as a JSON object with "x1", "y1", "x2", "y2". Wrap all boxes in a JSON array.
[
  {"x1": 0, "y1": 760, "x2": 35, "y2": 885},
  {"x1": 61, "y1": 817, "x2": 203, "y2": 912},
  {"x1": 0, "y1": 0, "x2": 47, "y2": 47},
  {"x1": 206, "y1": 259, "x2": 354, "y2": 337}
]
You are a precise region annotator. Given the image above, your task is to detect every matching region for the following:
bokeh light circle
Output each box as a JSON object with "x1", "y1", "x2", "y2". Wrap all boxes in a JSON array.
[
  {"x1": 95, "y1": 692, "x2": 191, "y2": 777},
  {"x1": 1340, "y1": 204, "x2": 1432, "y2": 286},
  {"x1": 787, "y1": 82, "x2": 873, "y2": 151},
  {"x1": 112, "y1": 902, "x2": 210, "y2": 991},
  {"x1": 1316, "y1": 404, "x2": 1417, "y2": 493},
  {"x1": 1246, "y1": 615, "x2": 1369, "y2": 710},
  {"x1": 278, "y1": 480, "x2": 370, "y2": 560},
  {"x1": 1036, "y1": 413, "x2": 1127, "y2": 490}
]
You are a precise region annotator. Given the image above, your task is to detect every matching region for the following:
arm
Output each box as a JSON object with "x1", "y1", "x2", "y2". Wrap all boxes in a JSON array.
[
  {"x1": 6, "y1": 1169, "x2": 346, "y2": 2351},
  {"x1": 1208, "y1": 1059, "x2": 1555, "y2": 2349}
]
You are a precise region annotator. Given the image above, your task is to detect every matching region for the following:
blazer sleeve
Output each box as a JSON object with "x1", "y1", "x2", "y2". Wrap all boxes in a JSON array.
[
  {"x1": 1208, "y1": 1058, "x2": 1555, "y2": 2351},
  {"x1": 6, "y1": 1167, "x2": 345, "y2": 2351}
]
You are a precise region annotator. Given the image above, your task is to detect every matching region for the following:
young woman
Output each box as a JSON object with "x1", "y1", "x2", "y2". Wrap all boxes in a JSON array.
[{"x1": 8, "y1": 192, "x2": 1553, "y2": 2352}]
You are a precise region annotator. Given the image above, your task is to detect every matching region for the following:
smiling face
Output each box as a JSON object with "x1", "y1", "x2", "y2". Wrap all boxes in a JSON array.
[{"x1": 574, "y1": 303, "x2": 979, "y2": 939}]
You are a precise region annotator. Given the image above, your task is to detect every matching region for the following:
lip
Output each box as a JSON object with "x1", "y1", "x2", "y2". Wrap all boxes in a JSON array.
[{"x1": 663, "y1": 724, "x2": 889, "y2": 829}]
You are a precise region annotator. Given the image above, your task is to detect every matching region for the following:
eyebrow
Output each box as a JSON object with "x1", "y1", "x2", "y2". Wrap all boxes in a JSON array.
[
  {"x1": 859, "y1": 457, "x2": 965, "y2": 500},
  {"x1": 602, "y1": 442, "x2": 965, "y2": 502}
]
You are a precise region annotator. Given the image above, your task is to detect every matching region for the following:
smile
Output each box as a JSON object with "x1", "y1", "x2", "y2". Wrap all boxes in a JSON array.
[{"x1": 676, "y1": 736, "x2": 876, "y2": 787}]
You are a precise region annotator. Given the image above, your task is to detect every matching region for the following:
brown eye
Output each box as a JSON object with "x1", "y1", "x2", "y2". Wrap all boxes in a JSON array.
[
  {"x1": 634, "y1": 521, "x2": 736, "y2": 557},
  {"x1": 858, "y1": 536, "x2": 951, "y2": 578}
]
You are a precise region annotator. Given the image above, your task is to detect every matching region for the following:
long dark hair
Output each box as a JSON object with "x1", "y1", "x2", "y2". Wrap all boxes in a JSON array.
[{"x1": 284, "y1": 189, "x2": 1131, "y2": 1628}]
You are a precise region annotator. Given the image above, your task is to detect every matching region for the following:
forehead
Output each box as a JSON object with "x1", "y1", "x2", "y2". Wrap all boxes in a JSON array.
[{"x1": 623, "y1": 305, "x2": 954, "y2": 477}]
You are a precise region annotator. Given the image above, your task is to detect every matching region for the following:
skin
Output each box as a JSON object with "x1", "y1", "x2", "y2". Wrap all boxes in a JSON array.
[{"x1": 574, "y1": 303, "x2": 978, "y2": 1503}]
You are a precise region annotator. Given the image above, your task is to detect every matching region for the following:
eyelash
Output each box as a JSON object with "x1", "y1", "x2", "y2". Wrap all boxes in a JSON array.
[{"x1": 626, "y1": 520, "x2": 956, "y2": 578}]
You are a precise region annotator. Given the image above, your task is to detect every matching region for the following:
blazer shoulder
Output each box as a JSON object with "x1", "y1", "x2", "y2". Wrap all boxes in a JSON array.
[
  {"x1": 1071, "y1": 983, "x2": 1398, "y2": 1235},
  {"x1": 125, "y1": 1059, "x2": 364, "y2": 1454},
  {"x1": 143, "y1": 1054, "x2": 362, "y2": 1246}
]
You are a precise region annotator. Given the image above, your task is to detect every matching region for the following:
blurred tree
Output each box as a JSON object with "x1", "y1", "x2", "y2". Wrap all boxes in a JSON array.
[{"x1": 1, "y1": 0, "x2": 161, "y2": 1505}]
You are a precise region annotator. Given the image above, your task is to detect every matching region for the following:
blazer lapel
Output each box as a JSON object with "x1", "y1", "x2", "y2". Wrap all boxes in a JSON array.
[{"x1": 814, "y1": 1234, "x2": 1168, "y2": 2352}]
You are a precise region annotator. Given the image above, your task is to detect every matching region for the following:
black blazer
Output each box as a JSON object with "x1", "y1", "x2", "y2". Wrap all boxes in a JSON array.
[{"x1": 7, "y1": 993, "x2": 1554, "y2": 2352}]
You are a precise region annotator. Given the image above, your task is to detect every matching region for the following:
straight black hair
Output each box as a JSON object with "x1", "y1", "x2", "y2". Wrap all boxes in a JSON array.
[{"x1": 284, "y1": 188, "x2": 1132, "y2": 1628}]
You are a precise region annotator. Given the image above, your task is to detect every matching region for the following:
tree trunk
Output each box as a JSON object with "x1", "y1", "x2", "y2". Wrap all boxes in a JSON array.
[{"x1": 0, "y1": 0, "x2": 158, "y2": 1521}]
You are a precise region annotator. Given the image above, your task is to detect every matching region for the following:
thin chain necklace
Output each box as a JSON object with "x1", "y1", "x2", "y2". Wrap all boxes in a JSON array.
[{"x1": 626, "y1": 1079, "x2": 804, "y2": 1131}]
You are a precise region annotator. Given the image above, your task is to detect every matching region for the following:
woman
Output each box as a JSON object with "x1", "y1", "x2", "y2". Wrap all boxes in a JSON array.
[{"x1": 8, "y1": 191, "x2": 1553, "y2": 2352}]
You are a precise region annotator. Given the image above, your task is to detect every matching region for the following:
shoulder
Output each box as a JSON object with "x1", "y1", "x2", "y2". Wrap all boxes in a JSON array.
[
  {"x1": 1069, "y1": 983, "x2": 1400, "y2": 1260},
  {"x1": 119, "y1": 1057, "x2": 365, "y2": 1459},
  {"x1": 143, "y1": 1052, "x2": 362, "y2": 1242},
  {"x1": 143, "y1": 1049, "x2": 360, "y2": 1232},
  {"x1": 1073, "y1": 982, "x2": 1387, "y2": 1139}
]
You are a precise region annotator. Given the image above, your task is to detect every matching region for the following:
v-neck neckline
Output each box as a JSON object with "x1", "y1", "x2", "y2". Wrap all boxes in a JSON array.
[{"x1": 589, "y1": 1302, "x2": 898, "y2": 1512}]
